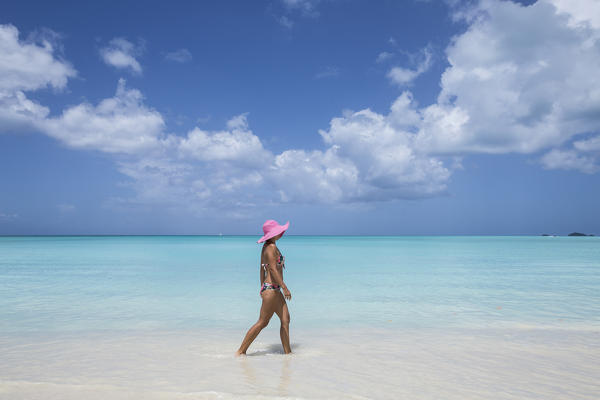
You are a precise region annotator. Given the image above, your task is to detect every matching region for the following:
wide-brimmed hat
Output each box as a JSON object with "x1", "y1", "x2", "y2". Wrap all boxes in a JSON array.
[{"x1": 257, "y1": 219, "x2": 289, "y2": 243}]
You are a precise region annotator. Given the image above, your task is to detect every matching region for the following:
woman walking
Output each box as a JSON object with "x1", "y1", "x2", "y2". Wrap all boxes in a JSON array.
[{"x1": 236, "y1": 220, "x2": 292, "y2": 355}]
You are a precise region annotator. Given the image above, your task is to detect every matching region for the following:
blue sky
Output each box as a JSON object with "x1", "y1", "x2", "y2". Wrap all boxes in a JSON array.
[{"x1": 0, "y1": 0, "x2": 599, "y2": 235}]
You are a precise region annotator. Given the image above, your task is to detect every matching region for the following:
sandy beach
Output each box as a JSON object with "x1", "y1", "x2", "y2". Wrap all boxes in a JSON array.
[{"x1": 1, "y1": 326, "x2": 599, "y2": 400}]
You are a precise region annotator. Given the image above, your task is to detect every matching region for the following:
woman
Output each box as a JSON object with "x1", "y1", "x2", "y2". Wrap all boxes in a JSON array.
[{"x1": 236, "y1": 220, "x2": 292, "y2": 356}]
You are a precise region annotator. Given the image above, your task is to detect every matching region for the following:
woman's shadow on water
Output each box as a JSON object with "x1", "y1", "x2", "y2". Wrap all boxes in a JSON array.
[{"x1": 247, "y1": 343, "x2": 301, "y2": 356}]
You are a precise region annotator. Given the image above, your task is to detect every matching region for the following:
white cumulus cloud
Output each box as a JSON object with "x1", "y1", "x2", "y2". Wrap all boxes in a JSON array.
[
  {"x1": 318, "y1": 94, "x2": 451, "y2": 199},
  {"x1": 414, "y1": 0, "x2": 600, "y2": 156},
  {"x1": 267, "y1": 147, "x2": 360, "y2": 204},
  {"x1": 178, "y1": 113, "x2": 272, "y2": 167},
  {"x1": 42, "y1": 79, "x2": 167, "y2": 154},
  {"x1": 574, "y1": 135, "x2": 600, "y2": 152},
  {"x1": 0, "y1": 24, "x2": 76, "y2": 133},
  {"x1": 100, "y1": 38, "x2": 143, "y2": 74},
  {"x1": 551, "y1": 0, "x2": 600, "y2": 30},
  {"x1": 540, "y1": 149, "x2": 599, "y2": 174},
  {"x1": 0, "y1": 24, "x2": 76, "y2": 92},
  {"x1": 387, "y1": 46, "x2": 433, "y2": 86}
]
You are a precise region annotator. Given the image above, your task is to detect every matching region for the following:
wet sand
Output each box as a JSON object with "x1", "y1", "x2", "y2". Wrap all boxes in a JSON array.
[{"x1": 1, "y1": 326, "x2": 598, "y2": 399}]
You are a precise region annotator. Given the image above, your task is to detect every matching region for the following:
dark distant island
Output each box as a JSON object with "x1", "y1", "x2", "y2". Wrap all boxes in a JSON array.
[{"x1": 540, "y1": 232, "x2": 595, "y2": 236}]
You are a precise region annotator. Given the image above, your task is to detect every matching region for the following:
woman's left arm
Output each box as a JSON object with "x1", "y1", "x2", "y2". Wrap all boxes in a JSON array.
[{"x1": 260, "y1": 264, "x2": 265, "y2": 285}]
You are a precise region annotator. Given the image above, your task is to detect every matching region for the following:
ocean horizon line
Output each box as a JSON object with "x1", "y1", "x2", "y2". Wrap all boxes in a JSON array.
[{"x1": 0, "y1": 233, "x2": 596, "y2": 237}]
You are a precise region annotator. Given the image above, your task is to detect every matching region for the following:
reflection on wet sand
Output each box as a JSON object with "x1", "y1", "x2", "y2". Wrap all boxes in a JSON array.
[
  {"x1": 238, "y1": 343, "x2": 294, "y2": 396},
  {"x1": 278, "y1": 355, "x2": 292, "y2": 396}
]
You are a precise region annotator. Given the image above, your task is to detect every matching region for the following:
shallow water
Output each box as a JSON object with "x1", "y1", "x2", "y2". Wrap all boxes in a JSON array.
[
  {"x1": 1, "y1": 235, "x2": 599, "y2": 399},
  {"x1": 1, "y1": 327, "x2": 598, "y2": 399}
]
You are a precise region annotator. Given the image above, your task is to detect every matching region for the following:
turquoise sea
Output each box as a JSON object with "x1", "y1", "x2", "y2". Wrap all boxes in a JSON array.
[{"x1": 1, "y1": 235, "x2": 599, "y2": 399}]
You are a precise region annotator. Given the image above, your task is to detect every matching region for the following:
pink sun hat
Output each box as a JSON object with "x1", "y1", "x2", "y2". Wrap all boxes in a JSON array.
[{"x1": 257, "y1": 219, "x2": 290, "y2": 243}]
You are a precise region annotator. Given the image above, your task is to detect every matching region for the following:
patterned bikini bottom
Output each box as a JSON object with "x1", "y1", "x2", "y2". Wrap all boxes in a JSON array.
[{"x1": 260, "y1": 282, "x2": 281, "y2": 294}]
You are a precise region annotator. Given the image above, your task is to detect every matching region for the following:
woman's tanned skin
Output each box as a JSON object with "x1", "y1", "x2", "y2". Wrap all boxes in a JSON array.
[{"x1": 236, "y1": 233, "x2": 292, "y2": 356}]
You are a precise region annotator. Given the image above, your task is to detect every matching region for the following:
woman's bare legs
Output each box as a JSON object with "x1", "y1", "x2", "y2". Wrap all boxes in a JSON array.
[
  {"x1": 236, "y1": 291, "x2": 277, "y2": 356},
  {"x1": 274, "y1": 294, "x2": 291, "y2": 354},
  {"x1": 236, "y1": 290, "x2": 292, "y2": 355}
]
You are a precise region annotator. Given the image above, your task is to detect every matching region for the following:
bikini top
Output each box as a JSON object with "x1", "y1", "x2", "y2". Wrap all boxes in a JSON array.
[{"x1": 261, "y1": 250, "x2": 285, "y2": 270}]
